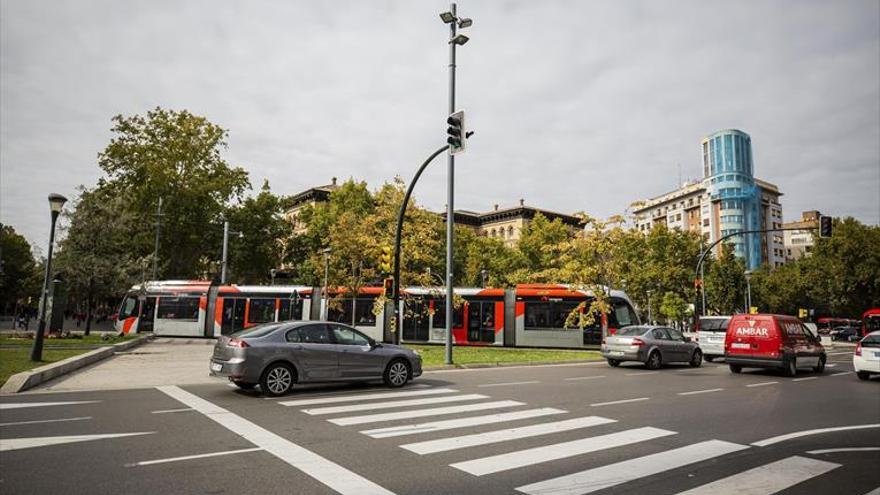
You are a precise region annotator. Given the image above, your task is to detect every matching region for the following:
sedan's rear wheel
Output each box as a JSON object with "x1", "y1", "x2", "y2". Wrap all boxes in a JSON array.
[
  {"x1": 607, "y1": 359, "x2": 621, "y2": 367},
  {"x1": 813, "y1": 355, "x2": 826, "y2": 373},
  {"x1": 645, "y1": 351, "x2": 662, "y2": 370},
  {"x1": 261, "y1": 363, "x2": 295, "y2": 397},
  {"x1": 704, "y1": 355, "x2": 715, "y2": 362},
  {"x1": 689, "y1": 350, "x2": 702, "y2": 368},
  {"x1": 729, "y1": 364, "x2": 742, "y2": 374},
  {"x1": 784, "y1": 358, "x2": 797, "y2": 377},
  {"x1": 384, "y1": 359, "x2": 410, "y2": 388}
]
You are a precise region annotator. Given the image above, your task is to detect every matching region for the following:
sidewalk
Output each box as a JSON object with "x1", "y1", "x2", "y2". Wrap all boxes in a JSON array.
[{"x1": 30, "y1": 337, "x2": 218, "y2": 393}]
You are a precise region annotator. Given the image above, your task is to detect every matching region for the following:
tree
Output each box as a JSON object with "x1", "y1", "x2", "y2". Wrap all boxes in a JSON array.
[
  {"x1": 0, "y1": 224, "x2": 40, "y2": 315},
  {"x1": 223, "y1": 180, "x2": 291, "y2": 284},
  {"x1": 659, "y1": 291, "x2": 690, "y2": 324},
  {"x1": 97, "y1": 107, "x2": 250, "y2": 278},
  {"x1": 704, "y1": 243, "x2": 746, "y2": 315}
]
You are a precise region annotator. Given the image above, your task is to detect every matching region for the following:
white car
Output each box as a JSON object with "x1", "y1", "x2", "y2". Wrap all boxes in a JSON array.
[{"x1": 853, "y1": 331, "x2": 880, "y2": 380}]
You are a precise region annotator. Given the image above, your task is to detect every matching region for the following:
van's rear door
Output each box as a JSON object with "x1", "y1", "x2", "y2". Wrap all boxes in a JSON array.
[{"x1": 726, "y1": 315, "x2": 777, "y2": 358}]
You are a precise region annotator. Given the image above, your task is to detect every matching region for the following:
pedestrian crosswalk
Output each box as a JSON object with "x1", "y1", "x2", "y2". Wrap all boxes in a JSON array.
[{"x1": 277, "y1": 384, "x2": 854, "y2": 494}]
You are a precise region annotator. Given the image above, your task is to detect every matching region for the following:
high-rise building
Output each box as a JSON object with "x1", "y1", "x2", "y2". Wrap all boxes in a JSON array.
[{"x1": 631, "y1": 129, "x2": 785, "y2": 269}]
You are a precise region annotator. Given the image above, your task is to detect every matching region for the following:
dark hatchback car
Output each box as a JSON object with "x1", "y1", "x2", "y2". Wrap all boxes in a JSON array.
[{"x1": 210, "y1": 321, "x2": 423, "y2": 396}]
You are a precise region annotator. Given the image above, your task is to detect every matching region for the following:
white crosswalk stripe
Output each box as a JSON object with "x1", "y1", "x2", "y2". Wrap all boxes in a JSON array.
[
  {"x1": 302, "y1": 394, "x2": 489, "y2": 415},
  {"x1": 278, "y1": 387, "x2": 454, "y2": 407},
  {"x1": 361, "y1": 408, "x2": 568, "y2": 439},
  {"x1": 451, "y1": 426, "x2": 676, "y2": 476},
  {"x1": 329, "y1": 400, "x2": 526, "y2": 426},
  {"x1": 675, "y1": 455, "x2": 840, "y2": 495},
  {"x1": 401, "y1": 416, "x2": 617, "y2": 455},
  {"x1": 515, "y1": 439, "x2": 750, "y2": 495}
]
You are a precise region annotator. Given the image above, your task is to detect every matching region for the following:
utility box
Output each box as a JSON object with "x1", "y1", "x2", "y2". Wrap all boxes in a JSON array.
[{"x1": 47, "y1": 278, "x2": 68, "y2": 333}]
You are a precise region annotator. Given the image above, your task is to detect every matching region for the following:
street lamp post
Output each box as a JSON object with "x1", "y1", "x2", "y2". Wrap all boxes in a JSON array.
[
  {"x1": 439, "y1": 2, "x2": 471, "y2": 366},
  {"x1": 220, "y1": 220, "x2": 243, "y2": 284},
  {"x1": 321, "y1": 247, "x2": 332, "y2": 321},
  {"x1": 31, "y1": 193, "x2": 67, "y2": 362},
  {"x1": 646, "y1": 289, "x2": 653, "y2": 325},
  {"x1": 152, "y1": 197, "x2": 163, "y2": 281},
  {"x1": 745, "y1": 271, "x2": 753, "y2": 313}
]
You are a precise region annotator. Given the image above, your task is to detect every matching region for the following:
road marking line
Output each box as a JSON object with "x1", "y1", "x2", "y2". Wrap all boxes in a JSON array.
[
  {"x1": 564, "y1": 376, "x2": 605, "y2": 381},
  {"x1": 0, "y1": 400, "x2": 100, "y2": 410},
  {"x1": 752, "y1": 424, "x2": 880, "y2": 447},
  {"x1": 625, "y1": 371, "x2": 659, "y2": 376},
  {"x1": 302, "y1": 394, "x2": 489, "y2": 416},
  {"x1": 825, "y1": 363, "x2": 838, "y2": 367},
  {"x1": 675, "y1": 455, "x2": 840, "y2": 495},
  {"x1": 590, "y1": 397, "x2": 649, "y2": 407},
  {"x1": 0, "y1": 416, "x2": 92, "y2": 427},
  {"x1": 828, "y1": 352, "x2": 853, "y2": 356},
  {"x1": 792, "y1": 377, "x2": 818, "y2": 382},
  {"x1": 329, "y1": 400, "x2": 526, "y2": 426},
  {"x1": 478, "y1": 381, "x2": 540, "y2": 387},
  {"x1": 362, "y1": 408, "x2": 568, "y2": 439},
  {"x1": 830, "y1": 371, "x2": 853, "y2": 376},
  {"x1": 862, "y1": 487, "x2": 880, "y2": 495},
  {"x1": 516, "y1": 440, "x2": 749, "y2": 495},
  {"x1": 151, "y1": 408, "x2": 194, "y2": 414},
  {"x1": 128, "y1": 447, "x2": 264, "y2": 467},
  {"x1": 157, "y1": 386, "x2": 395, "y2": 495},
  {"x1": 402, "y1": 416, "x2": 616, "y2": 455},
  {"x1": 452, "y1": 426, "x2": 676, "y2": 476},
  {"x1": 807, "y1": 447, "x2": 880, "y2": 455},
  {"x1": 279, "y1": 387, "x2": 455, "y2": 407},
  {"x1": 746, "y1": 381, "x2": 779, "y2": 388},
  {"x1": 264, "y1": 383, "x2": 430, "y2": 400},
  {"x1": 0, "y1": 432, "x2": 155, "y2": 452},
  {"x1": 677, "y1": 388, "x2": 724, "y2": 396},
  {"x1": 425, "y1": 362, "x2": 606, "y2": 374}
]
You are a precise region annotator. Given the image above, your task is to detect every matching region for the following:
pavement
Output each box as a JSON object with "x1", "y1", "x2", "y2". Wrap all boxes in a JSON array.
[{"x1": 1, "y1": 342, "x2": 878, "y2": 495}]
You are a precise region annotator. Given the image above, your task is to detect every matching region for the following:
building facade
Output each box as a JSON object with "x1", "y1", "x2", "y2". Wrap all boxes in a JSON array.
[
  {"x1": 783, "y1": 210, "x2": 821, "y2": 261},
  {"x1": 451, "y1": 200, "x2": 582, "y2": 247},
  {"x1": 631, "y1": 129, "x2": 785, "y2": 270},
  {"x1": 286, "y1": 177, "x2": 339, "y2": 235}
]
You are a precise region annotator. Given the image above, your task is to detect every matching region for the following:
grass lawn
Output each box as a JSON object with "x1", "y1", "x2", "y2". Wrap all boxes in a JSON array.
[
  {"x1": 0, "y1": 334, "x2": 137, "y2": 347},
  {"x1": 407, "y1": 344, "x2": 602, "y2": 368},
  {"x1": 0, "y1": 348, "x2": 91, "y2": 387}
]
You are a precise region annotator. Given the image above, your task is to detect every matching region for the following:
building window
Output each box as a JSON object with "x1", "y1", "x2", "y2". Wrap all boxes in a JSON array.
[{"x1": 508, "y1": 226, "x2": 514, "y2": 237}]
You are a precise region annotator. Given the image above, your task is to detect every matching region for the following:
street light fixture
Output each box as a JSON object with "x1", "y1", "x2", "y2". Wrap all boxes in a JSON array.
[
  {"x1": 220, "y1": 220, "x2": 244, "y2": 284},
  {"x1": 439, "y1": 11, "x2": 455, "y2": 23},
  {"x1": 450, "y1": 34, "x2": 469, "y2": 45},
  {"x1": 457, "y1": 17, "x2": 473, "y2": 28},
  {"x1": 31, "y1": 193, "x2": 67, "y2": 362}
]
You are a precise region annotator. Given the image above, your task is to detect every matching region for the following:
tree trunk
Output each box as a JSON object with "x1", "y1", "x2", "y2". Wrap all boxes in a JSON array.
[{"x1": 84, "y1": 279, "x2": 93, "y2": 336}]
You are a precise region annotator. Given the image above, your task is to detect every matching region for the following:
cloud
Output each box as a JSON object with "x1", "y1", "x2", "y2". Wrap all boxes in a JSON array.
[{"x1": 2, "y1": 0, "x2": 878, "y2": 252}]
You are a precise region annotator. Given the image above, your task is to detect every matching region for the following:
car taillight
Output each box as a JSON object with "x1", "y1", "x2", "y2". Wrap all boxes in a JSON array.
[
  {"x1": 228, "y1": 338, "x2": 249, "y2": 348},
  {"x1": 631, "y1": 338, "x2": 645, "y2": 346},
  {"x1": 855, "y1": 343, "x2": 862, "y2": 356}
]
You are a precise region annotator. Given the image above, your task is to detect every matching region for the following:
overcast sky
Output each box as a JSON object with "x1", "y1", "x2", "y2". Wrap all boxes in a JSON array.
[{"x1": 2, "y1": 0, "x2": 879, "y2": 251}]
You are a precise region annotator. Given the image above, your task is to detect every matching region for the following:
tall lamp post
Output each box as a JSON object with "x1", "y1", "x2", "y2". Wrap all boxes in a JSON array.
[
  {"x1": 440, "y1": 3, "x2": 471, "y2": 366},
  {"x1": 745, "y1": 270, "x2": 753, "y2": 313},
  {"x1": 321, "y1": 247, "x2": 332, "y2": 321},
  {"x1": 31, "y1": 193, "x2": 67, "y2": 362},
  {"x1": 646, "y1": 289, "x2": 653, "y2": 325},
  {"x1": 220, "y1": 219, "x2": 243, "y2": 284}
]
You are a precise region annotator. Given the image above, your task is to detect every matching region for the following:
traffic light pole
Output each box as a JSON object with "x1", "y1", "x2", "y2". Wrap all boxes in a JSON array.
[
  {"x1": 444, "y1": 2, "x2": 458, "y2": 366},
  {"x1": 694, "y1": 226, "x2": 818, "y2": 317},
  {"x1": 392, "y1": 144, "x2": 450, "y2": 344}
]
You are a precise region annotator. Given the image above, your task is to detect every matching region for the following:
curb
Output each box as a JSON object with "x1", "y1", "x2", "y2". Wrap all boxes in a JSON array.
[
  {"x1": 423, "y1": 358, "x2": 604, "y2": 371},
  {"x1": 0, "y1": 334, "x2": 155, "y2": 394}
]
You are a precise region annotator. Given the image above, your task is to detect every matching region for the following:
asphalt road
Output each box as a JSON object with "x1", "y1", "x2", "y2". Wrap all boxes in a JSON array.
[{"x1": 2, "y1": 351, "x2": 878, "y2": 495}]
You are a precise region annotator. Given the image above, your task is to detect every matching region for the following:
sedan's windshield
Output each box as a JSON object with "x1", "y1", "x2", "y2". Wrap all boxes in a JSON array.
[
  {"x1": 232, "y1": 322, "x2": 285, "y2": 339},
  {"x1": 615, "y1": 326, "x2": 648, "y2": 337}
]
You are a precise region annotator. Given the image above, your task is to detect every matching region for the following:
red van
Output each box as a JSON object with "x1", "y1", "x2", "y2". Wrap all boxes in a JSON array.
[{"x1": 725, "y1": 314, "x2": 826, "y2": 376}]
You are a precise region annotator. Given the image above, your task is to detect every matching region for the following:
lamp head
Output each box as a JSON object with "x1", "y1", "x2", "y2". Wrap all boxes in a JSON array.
[
  {"x1": 439, "y1": 11, "x2": 455, "y2": 23},
  {"x1": 48, "y1": 193, "x2": 67, "y2": 214},
  {"x1": 450, "y1": 33, "x2": 470, "y2": 45},
  {"x1": 457, "y1": 17, "x2": 473, "y2": 28}
]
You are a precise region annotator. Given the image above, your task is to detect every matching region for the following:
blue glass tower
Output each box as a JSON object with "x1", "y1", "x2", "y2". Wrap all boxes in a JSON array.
[{"x1": 702, "y1": 129, "x2": 762, "y2": 270}]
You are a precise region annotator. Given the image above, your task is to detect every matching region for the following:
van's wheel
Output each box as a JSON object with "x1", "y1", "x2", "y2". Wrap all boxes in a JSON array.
[
  {"x1": 689, "y1": 350, "x2": 703, "y2": 368},
  {"x1": 813, "y1": 355, "x2": 826, "y2": 373},
  {"x1": 233, "y1": 381, "x2": 256, "y2": 390},
  {"x1": 646, "y1": 351, "x2": 662, "y2": 370},
  {"x1": 857, "y1": 371, "x2": 870, "y2": 380},
  {"x1": 384, "y1": 359, "x2": 410, "y2": 388},
  {"x1": 260, "y1": 363, "x2": 295, "y2": 397},
  {"x1": 607, "y1": 359, "x2": 621, "y2": 367},
  {"x1": 784, "y1": 358, "x2": 797, "y2": 377},
  {"x1": 729, "y1": 364, "x2": 742, "y2": 374},
  {"x1": 704, "y1": 355, "x2": 714, "y2": 362}
]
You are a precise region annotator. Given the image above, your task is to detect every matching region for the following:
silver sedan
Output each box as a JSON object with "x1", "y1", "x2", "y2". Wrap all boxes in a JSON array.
[
  {"x1": 601, "y1": 325, "x2": 702, "y2": 369},
  {"x1": 210, "y1": 321, "x2": 423, "y2": 396}
]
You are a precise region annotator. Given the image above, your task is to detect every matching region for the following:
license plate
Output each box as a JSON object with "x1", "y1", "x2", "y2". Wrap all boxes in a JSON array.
[
  {"x1": 731, "y1": 343, "x2": 750, "y2": 350},
  {"x1": 609, "y1": 351, "x2": 624, "y2": 356},
  {"x1": 211, "y1": 363, "x2": 222, "y2": 372}
]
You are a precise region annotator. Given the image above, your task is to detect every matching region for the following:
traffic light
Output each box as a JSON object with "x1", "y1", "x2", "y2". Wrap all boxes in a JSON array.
[
  {"x1": 383, "y1": 277, "x2": 395, "y2": 298},
  {"x1": 819, "y1": 215, "x2": 832, "y2": 238},
  {"x1": 447, "y1": 110, "x2": 466, "y2": 155},
  {"x1": 379, "y1": 246, "x2": 393, "y2": 274},
  {"x1": 694, "y1": 278, "x2": 703, "y2": 290}
]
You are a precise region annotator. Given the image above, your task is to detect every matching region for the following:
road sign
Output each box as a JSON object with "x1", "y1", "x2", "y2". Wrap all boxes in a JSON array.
[{"x1": 749, "y1": 306, "x2": 758, "y2": 315}]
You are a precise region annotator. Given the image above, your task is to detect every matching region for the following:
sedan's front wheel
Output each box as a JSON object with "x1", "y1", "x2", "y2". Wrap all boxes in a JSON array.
[
  {"x1": 384, "y1": 359, "x2": 410, "y2": 388},
  {"x1": 689, "y1": 350, "x2": 703, "y2": 368},
  {"x1": 261, "y1": 363, "x2": 295, "y2": 397}
]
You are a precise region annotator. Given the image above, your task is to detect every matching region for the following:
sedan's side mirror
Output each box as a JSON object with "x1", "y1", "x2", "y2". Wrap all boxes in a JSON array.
[
  {"x1": 368, "y1": 338, "x2": 380, "y2": 348},
  {"x1": 683, "y1": 336, "x2": 692, "y2": 343}
]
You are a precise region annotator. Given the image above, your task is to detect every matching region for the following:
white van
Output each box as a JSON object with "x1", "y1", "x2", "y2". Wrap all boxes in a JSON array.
[{"x1": 697, "y1": 316, "x2": 731, "y2": 362}]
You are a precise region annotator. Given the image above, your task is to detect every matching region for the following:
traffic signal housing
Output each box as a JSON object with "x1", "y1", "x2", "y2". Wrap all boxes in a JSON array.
[
  {"x1": 447, "y1": 110, "x2": 466, "y2": 155},
  {"x1": 379, "y1": 246, "x2": 393, "y2": 274},
  {"x1": 819, "y1": 215, "x2": 832, "y2": 238},
  {"x1": 383, "y1": 277, "x2": 395, "y2": 298}
]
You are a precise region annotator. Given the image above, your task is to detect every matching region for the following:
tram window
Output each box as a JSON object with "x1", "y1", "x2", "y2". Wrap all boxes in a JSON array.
[
  {"x1": 249, "y1": 298, "x2": 276, "y2": 323},
  {"x1": 157, "y1": 297, "x2": 199, "y2": 320},
  {"x1": 354, "y1": 299, "x2": 376, "y2": 326},
  {"x1": 432, "y1": 300, "x2": 464, "y2": 329},
  {"x1": 609, "y1": 298, "x2": 638, "y2": 328},
  {"x1": 279, "y1": 298, "x2": 304, "y2": 321},
  {"x1": 525, "y1": 300, "x2": 582, "y2": 330},
  {"x1": 328, "y1": 298, "x2": 377, "y2": 326},
  {"x1": 119, "y1": 296, "x2": 138, "y2": 319}
]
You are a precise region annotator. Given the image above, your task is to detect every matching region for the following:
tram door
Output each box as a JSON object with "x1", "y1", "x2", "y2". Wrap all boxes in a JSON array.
[
  {"x1": 467, "y1": 301, "x2": 496, "y2": 343},
  {"x1": 138, "y1": 297, "x2": 157, "y2": 333},
  {"x1": 403, "y1": 299, "x2": 429, "y2": 341},
  {"x1": 221, "y1": 298, "x2": 247, "y2": 335}
]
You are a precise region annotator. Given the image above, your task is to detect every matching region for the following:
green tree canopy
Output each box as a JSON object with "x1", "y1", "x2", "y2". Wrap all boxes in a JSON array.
[{"x1": 0, "y1": 224, "x2": 40, "y2": 312}]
